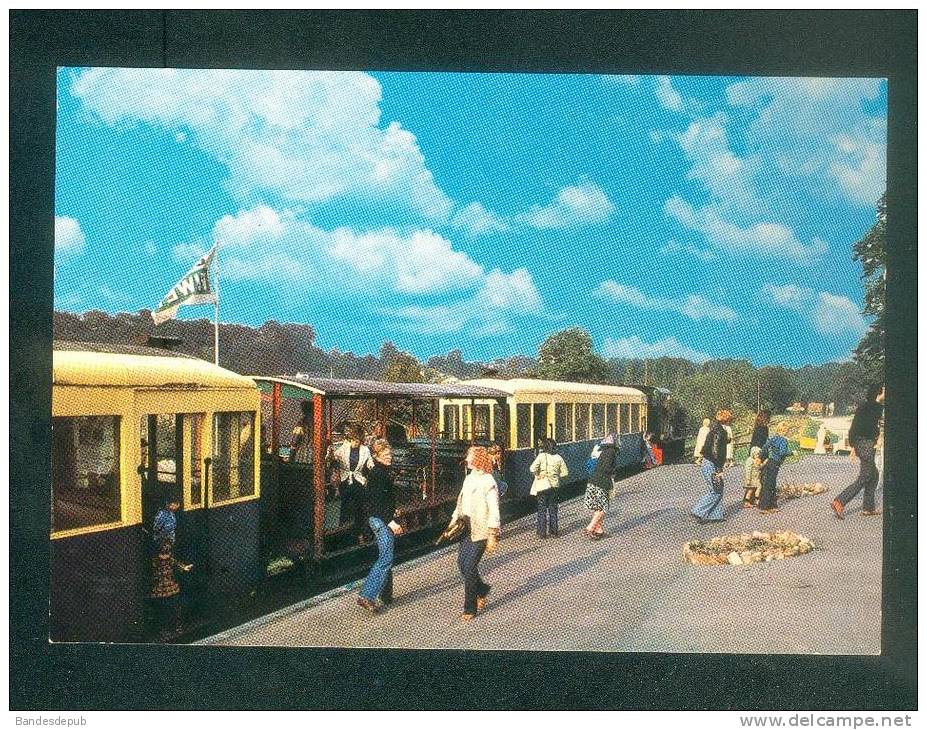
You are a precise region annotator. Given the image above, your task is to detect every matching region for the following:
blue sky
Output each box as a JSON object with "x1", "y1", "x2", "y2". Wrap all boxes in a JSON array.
[{"x1": 54, "y1": 69, "x2": 887, "y2": 367}]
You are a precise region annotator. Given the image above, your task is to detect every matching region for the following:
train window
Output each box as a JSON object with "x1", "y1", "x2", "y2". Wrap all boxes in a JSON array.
[
  {"x1": 442, "y1": 405, "x2": 459, "y2": 440},
  {"x1": 493, "y1": 403, "x2": 508, "y2": 444},
  {"x1": 591, "y1": 403, "x2": 606, "y2": 438},
  {"x1": 516, "y1": 404, "x2": 532, "y2": 449},
  {"x1": 468, "y1": 404, "x2": 491, "y2": 440},
  {"x1": 620, "y1": 404, "x2": 631, "y2": 434},
  {"x1": 575, "y1": 404, "x2": 590, "y2": 441},
  {"x1": 154, "y1": 414, "x2": 179, "y2": 486},
  {"x1": 554, "y1": 403, "x2": 573, "y2": 443},
  {"x1": 630, "y1": 403, "x2": 641, "y2": 433},
  {"x1": 212, "y1": 412, "x2": 256, "y2": 502},
  {"x1": 190, "y1": 414, "x2": 204, "y2": 506},
  {"x1": 51, "y1": 416, "x2": 121, "y2": 533},
  {"x1": 606, "y1": 403, "x2": 618, "y2": 435}
]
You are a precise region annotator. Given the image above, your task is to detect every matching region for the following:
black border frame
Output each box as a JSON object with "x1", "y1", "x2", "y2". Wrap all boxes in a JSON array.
[{"x1": 10, "y1": 10, "x2": 917, "y2": 710}]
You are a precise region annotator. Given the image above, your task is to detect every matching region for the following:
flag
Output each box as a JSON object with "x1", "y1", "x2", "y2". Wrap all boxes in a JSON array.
[{"x1": 151, "y1": 244, "x2": 217, "y2": 325}]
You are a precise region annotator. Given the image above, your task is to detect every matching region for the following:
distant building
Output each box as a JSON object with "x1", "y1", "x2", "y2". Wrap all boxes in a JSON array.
[
  {"x1": 786, "y1": 402, "x2": 805, "y2": 414},
  {"x1": 807, "y1": 402, "x2": 824, "y2": 416}
]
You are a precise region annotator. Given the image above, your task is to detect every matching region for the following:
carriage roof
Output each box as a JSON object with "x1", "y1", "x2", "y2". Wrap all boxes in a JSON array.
[
  {"x1": 53, "y1": 340, "x2": 256, "y2": 390},
  {"x1": 459, "y1": 378, "x2": 648, "y2": 400},
  {"x1": 251, "y1": 375, "x2": 509, "y2": 401}
]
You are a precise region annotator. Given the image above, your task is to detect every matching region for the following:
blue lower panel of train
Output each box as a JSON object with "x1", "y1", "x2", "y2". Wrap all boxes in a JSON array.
[
  {"x1": 503, "y1": 433, "x2": 644, "y2": 498},
  {"x1": 50, "y1": 499, "x2": 263, "y2": 642}
]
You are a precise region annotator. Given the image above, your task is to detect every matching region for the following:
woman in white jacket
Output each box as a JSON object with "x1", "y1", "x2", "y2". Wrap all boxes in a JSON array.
[
  {"x1": 329, "y1": 425, "x2": 374, "y2": 544},
  {"x1": 529, "y1": 438, "x2": 569, "y2": 539},
  {"x1": 448, "y1": 446, "x2": 501, "y2": 621}
]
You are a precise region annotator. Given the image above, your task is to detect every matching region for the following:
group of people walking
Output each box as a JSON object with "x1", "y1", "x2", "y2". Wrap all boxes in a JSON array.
[
  {"x1": 353, "y1": 430, "x2": 626, "y2": 621},
  {"x1": 690, "y1": 383, "x2": 884, "y2": 523}
]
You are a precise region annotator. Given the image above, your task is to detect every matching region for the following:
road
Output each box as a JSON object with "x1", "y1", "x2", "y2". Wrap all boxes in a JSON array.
[{"x1": 201, "y1": 455, "x2": 881, "y2": 654}]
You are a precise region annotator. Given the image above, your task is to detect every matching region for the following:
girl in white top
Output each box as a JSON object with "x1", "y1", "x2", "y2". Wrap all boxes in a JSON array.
[
  {"x1": 448, "y1": 446, "x2": 500, "y2": 620},
  {"x1": 529, "y1": 438, "x2": 569, "y2": 538},
  {"x1": 328, "y1": 425, "x2": 374, "y2": 544}
]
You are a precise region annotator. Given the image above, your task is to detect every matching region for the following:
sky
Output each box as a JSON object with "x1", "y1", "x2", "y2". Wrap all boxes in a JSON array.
[{"x1": 53, "y1": 68, "x2": 887, "y2": 367}]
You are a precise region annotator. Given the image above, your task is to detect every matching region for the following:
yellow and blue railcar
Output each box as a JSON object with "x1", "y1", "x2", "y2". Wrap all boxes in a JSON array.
[
  {"x1": 50, "y1": 341, "x2": 261, "y2": 642},
  {"x1": 440, "y1": 378, "x2": 650, "y2": 497}
]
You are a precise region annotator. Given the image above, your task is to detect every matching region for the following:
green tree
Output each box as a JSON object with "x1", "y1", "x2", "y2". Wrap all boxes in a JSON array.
[
  {"x1": 381, "y1": 350, "x2": 424, "y2": 383},
  {"x1": 756, "y1": 366, "x2": 796, "y2": 413},
  {"x1": 852, "y1": 194, "x2": 885, "y2": 380},
  {"x1": 536, "y1": 327, "x2": 609, "y2": 383},
  {"x1": 829, "y1": 361, "x2": 869, "y2": 414}
]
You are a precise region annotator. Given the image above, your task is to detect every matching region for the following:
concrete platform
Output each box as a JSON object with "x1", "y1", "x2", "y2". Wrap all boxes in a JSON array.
[{"x1": 201, "y1": 455, "x2": 882, "y2": 654}]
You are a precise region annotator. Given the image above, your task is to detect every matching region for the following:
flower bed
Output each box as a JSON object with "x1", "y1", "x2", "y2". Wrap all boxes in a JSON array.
[
  {"x1": 683, "y1": 530, "x2": 815, "y2": 566},
  {"x1": 778, "y1": 482, "x2": 828, "y2": 500}
]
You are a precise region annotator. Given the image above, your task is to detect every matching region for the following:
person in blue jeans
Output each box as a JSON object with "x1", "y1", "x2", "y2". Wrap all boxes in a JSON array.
[
  {"x1": 756, "y1": 421, "x2": 792, "y2": 513},
  {"x1": 357, "y1": 439, "x2": 402, "y2": 613},
  {"x1": 691, "y1": 410, "x2": 732, "y2": 523}
]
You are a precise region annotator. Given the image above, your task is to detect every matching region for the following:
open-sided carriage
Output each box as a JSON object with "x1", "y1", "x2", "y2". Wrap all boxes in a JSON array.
[{"x1": 253, "y1": 376, "x2": 509, "y2": 566}]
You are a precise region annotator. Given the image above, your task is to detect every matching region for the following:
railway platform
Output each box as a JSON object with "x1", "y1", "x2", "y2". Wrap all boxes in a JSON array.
[{"x1": 200, "y1": 456, "x2": 881, "y2": 654}]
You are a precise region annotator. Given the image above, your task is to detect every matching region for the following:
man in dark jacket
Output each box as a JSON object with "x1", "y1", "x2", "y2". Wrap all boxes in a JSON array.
[{"x1": 832, "y1": 384, "x2": 884, "y2": 519}]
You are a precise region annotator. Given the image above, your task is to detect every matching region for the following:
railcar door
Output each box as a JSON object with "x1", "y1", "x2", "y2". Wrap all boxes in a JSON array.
[
  {"x1": 532, "y1": 403, "x2": 549, "y2": 447},
  {"x1": 140, "y1": 412, "x2": 209, "y2": 632}
]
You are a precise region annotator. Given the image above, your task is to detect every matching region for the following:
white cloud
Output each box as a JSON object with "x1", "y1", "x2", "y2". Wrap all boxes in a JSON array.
[
  {"x1": 69, "y1": 68, "x2": 454, "y2": 220},
  {"x1": 602, "y1": 335, "x2": 711, "y2": 363},
  {"x1": 762, "y1": 283, "x2": 811, "y2": 310},
  {"x1": 726, "y1": 76, "x2": 886, "y2": 207},
  {"x1": 655, "y1": 76, "x2": 685, "y2": 112},
  {"x1": 329, "y1": 227, "x2": 483, "y2": 295},
  {"x1": 675, "y1": 112, "x2": 762, "y2": 214},
  {"x1": 659, "y1": 239, "x2": 717, "y2": 261},
  {"x1": 520, "y1": 182, "x2": 615, "y2": 229},
  {"x1": 193, "y1": 206, "x2": 543, "y2": 335},
  {"x1": 594, "y1": 280, "x2": 736, "y2": 322},
  {"x1": 200, "y1": 206, "x2": 488, "y2": 299},
  {"x1": 812, "y1": 292, "x2": 868, "y2": 336},
  {"x1": 665, "y1": 196, "x2": 827, "y2": 263},
  {"x1": 386, "y1": 268, "x2": 544, "y2": 337},
  {"x1": 55, "y1": 216, "x2": 86, "y2": 254},
  {"x1": 450, "y1": 202, "x2": 510, "y2": 236},
  {"x1": 602, "y1": 74, "x2": 640, "y2": 86},
  {"x1": 761, "y1": 283, "x2": 868, "y2": 337}
]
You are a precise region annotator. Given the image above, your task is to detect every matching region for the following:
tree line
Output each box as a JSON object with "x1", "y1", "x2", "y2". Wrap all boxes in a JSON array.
[{"x1": 54, "y1": 309, "x2": 872, "y2": 434}]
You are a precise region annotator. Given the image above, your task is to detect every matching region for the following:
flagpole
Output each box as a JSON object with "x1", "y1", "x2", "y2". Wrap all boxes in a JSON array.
[{"x1": 213, "y1": 243, "x2": 220, "y2": 366}]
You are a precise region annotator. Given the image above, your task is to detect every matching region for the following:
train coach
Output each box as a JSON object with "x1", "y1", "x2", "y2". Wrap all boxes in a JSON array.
[
  {"x1": 253, "y1": 375, "x2": 510, "y2": 567},
  {"x1": 50, "y1": 341, "x2": 262, "y2": 642},
  {"x1": 439, "y1": 378, "x2": 654, "y2": 497},
  {"x1": 49, "y1": 341, "x2": 684, "y2": 642}
]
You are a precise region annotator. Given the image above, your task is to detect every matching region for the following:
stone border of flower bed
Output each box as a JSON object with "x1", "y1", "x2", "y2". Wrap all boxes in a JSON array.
[
  {"x1": 683, "y1": 530, "x2": 815, "y2": 566},
  {"x1": 778, "y1": 482, "x2": 828, "y2": 500}
]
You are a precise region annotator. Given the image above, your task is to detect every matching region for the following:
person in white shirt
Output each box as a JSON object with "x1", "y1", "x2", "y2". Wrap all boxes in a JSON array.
[
  {"x1": 693, "y1": 418, "x2": 711, "y2": 465},
  {"x1": 723, "y1": 421, "x2": 735, "y2": 467},
  {"x1": 329, "y1": 425, "x2": 374, "y2": 544},
  {"x1": 447, "y1": 446, "x2": 501, "y2": 621},
  {"x1": 529, "y1": 438, "x2": 569, "y2": 539}
]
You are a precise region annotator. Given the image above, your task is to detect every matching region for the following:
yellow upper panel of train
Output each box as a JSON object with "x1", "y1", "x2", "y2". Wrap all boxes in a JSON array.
[
  {"x1": 460, "y1": 378, "x2": 647, "y2": 402},
  {"x1": 53, "y1": 341, "x2": 255, "y2": 391}
]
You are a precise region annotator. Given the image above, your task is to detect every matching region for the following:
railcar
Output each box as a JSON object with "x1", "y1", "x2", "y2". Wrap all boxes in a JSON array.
[
  {"x1": 253, "y1": 376, "x2": 509, "y2": 566},
  {"x1": 638, "y1": 385, "x2": 687, "y2": 464},
  {"x1": 441, "y1": 378, "x2": 651, "y2": 497},
  {"x1": 50, "y1": 341, "x2": 261, "y2": 642}
]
